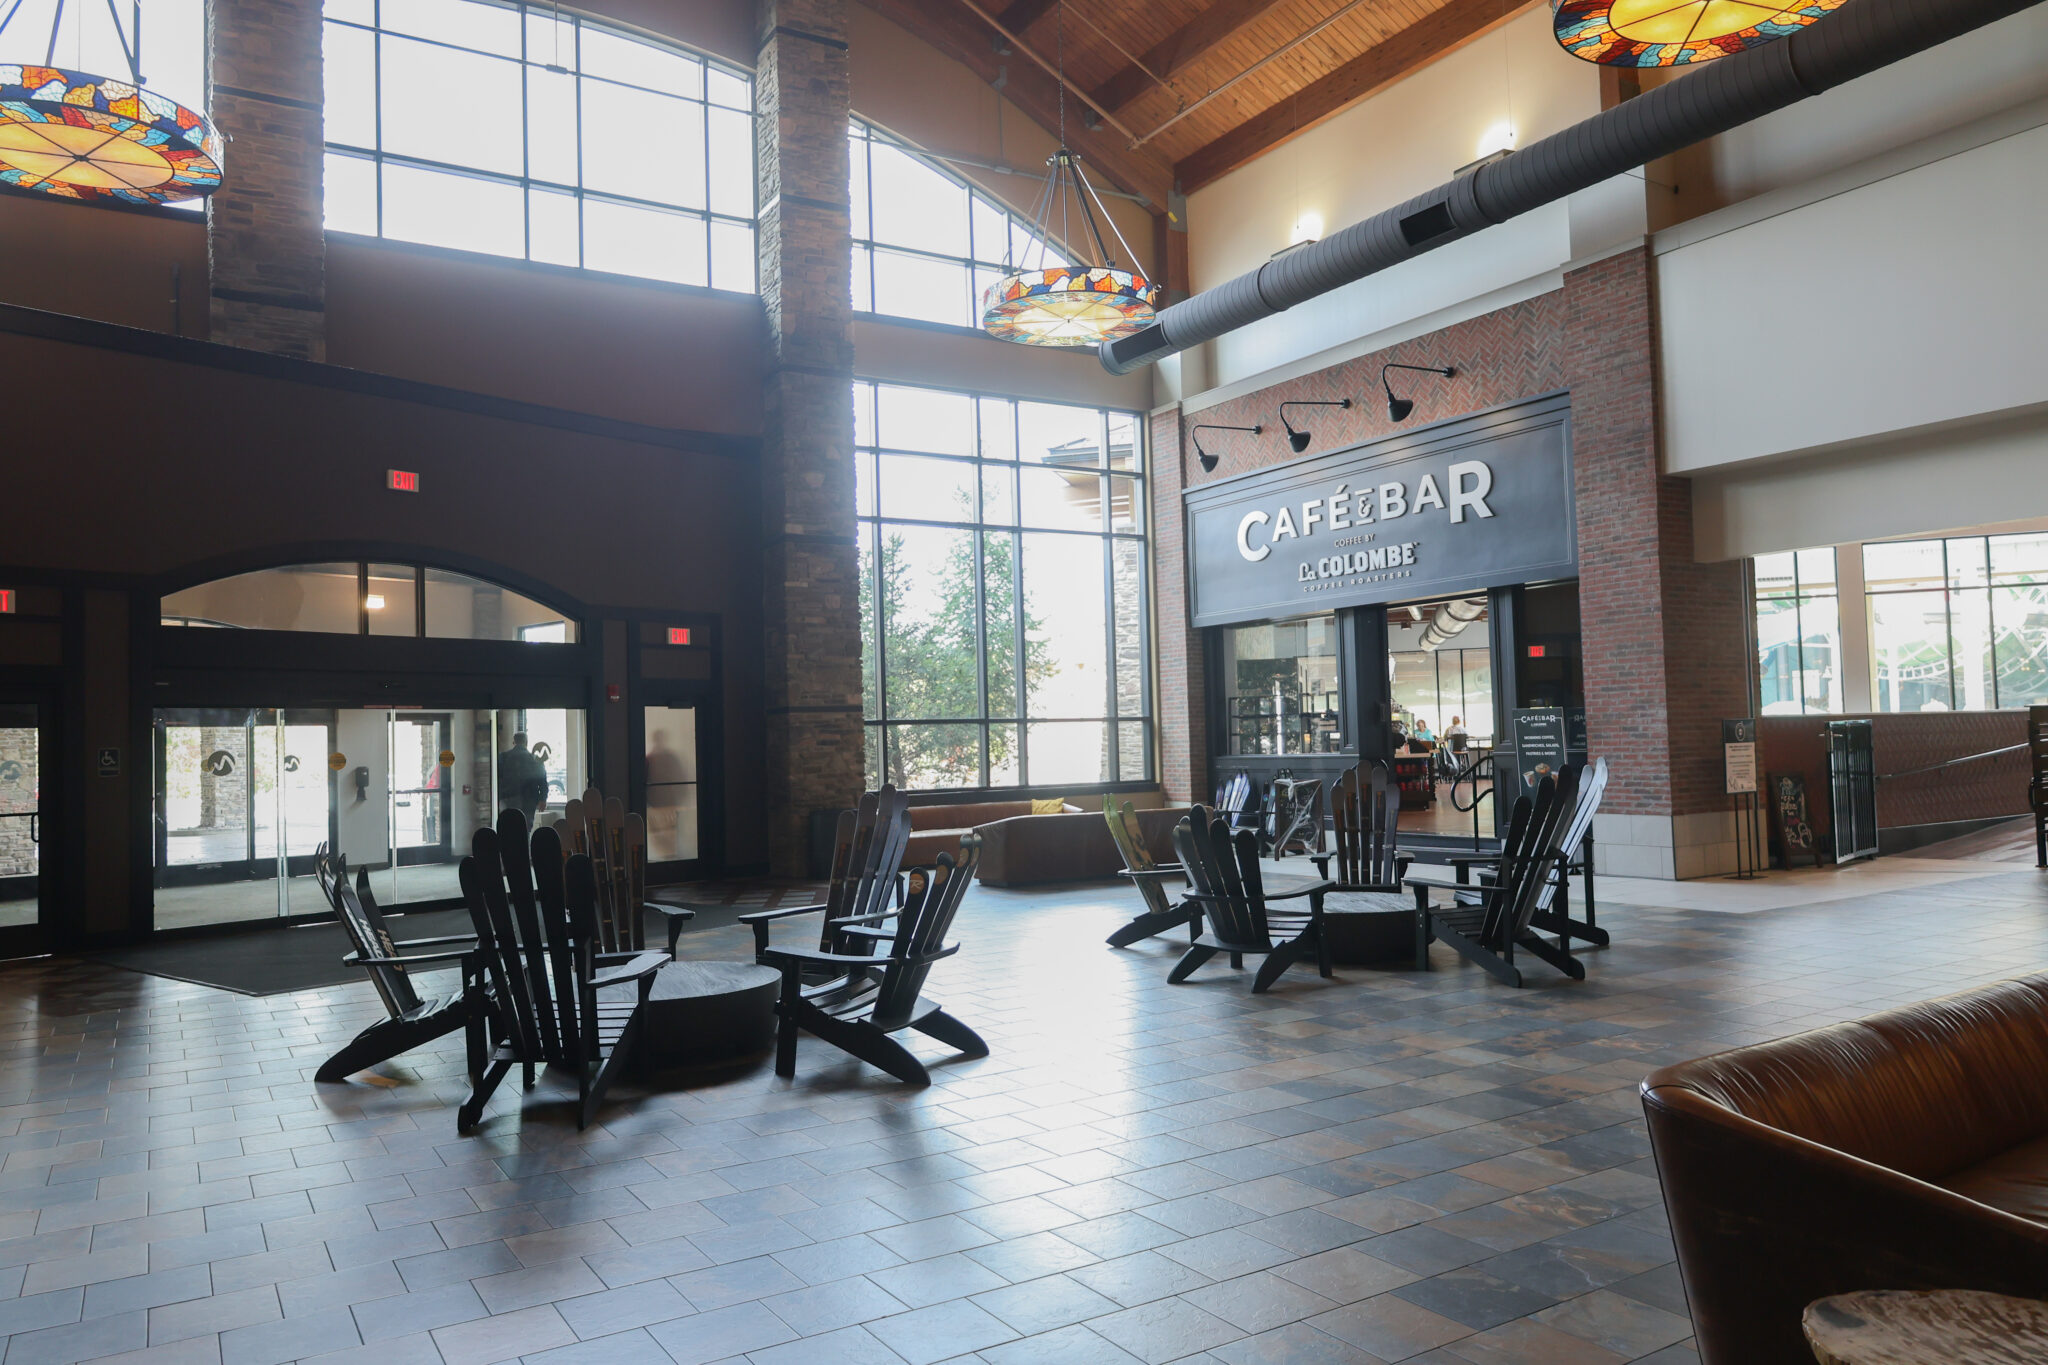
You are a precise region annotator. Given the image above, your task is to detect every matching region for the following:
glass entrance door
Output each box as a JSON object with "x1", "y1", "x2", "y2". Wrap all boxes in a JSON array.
[
  {"x1": 390, "y1": 714, "x2": 453, "y2": 866},
  {"x1": 643, "y1": 705, "x2": 700, "y2": 868},
  {"x1": 0, "y1": 701, "x2": 47, "y2": 950}
]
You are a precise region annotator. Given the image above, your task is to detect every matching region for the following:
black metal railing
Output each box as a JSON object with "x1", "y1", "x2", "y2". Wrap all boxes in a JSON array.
[
  {"x1": 1448, "y1": 752, "x2": 1499, "y2": 851},
  {"x1": 1876, "y1": 741, "x2": 2030, "y2": 782}
]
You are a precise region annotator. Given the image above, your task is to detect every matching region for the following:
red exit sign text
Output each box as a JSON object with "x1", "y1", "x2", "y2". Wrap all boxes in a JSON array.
[
  {"x1": 386, "y1": 469, "x2": 420, "y2": 492},
  {"x1": 0, "y1": 589, "x2": 14, "y2": 614},
  {"x1": 1526, "y1": 644, "x2": 1547, "y2": 658},
  {"x1": 668, "y1": 627, "x2": 693, "y2": 646}
]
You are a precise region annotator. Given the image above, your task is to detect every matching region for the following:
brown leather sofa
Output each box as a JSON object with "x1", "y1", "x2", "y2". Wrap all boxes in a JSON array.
[
  {"x1": 903, "y1": 792, "x2": 1186, "y2": 885},
  {"x1": 1641, "y1": 975, "x2": 2048, "y2": 1365}
]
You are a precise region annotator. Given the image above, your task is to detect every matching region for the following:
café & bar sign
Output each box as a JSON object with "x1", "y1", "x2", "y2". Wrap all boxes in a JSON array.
[{"x1": 1184, "y1": 393, "x2": 1576, "y2": 627}]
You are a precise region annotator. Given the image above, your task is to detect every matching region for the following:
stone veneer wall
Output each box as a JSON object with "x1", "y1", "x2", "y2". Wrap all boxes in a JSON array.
[
  {"x1": 206, "y1": 0, "x2": 326, "y2": 359},
  {"x1": 1150, "y1": 247, "x2": 1754, "y2": 876},
  {"x1": 756, "y1": 0, "x2": 864, "y2": 873}
]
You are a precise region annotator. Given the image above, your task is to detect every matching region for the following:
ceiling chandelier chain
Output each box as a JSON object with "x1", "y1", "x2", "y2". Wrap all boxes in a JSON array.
[{"x1": 0, "y1": 0, "x2": 223, "y2": 203}]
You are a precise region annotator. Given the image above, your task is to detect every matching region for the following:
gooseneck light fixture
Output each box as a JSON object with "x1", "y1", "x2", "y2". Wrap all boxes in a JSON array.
[
  {"x1": 980, "y1": 1, "x2": 1157, "y2": 347},
  {"x1": 0, "y1": 0, "x2": 223, "y2": 204},
  {"x1": 1278, "y1": 398, "x2": 1352, "y2": 453},
  {"x1": 1382, "y1": 363, "x2": 1456, "y2": 423},
  {"x1": 1191, "y1": 423, "x2": 1261, "y2": 474}
]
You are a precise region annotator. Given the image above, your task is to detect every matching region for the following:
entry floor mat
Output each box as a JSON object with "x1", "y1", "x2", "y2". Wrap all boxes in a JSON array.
[{"x1": 86, "y1": 882, "x2": 827, "y2": 996}]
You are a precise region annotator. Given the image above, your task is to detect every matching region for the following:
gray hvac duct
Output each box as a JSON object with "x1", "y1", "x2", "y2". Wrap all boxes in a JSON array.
[
  {"x1": 1419, "y1": 597, "x2": 1487, "y2": 651},
  {"x1": 1100, "y1": 0, "x2": 2040, "y2": 375}
]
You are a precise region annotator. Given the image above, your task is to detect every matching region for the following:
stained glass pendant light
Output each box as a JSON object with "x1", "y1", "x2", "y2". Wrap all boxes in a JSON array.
[
  {"x1": 1551, "y1": 0, "x2": 1849, "y2": 66},
  {"x1": 0, "y1": 1, "x2": 222, "y2": 203},
  {"x1": 980, "y1": 1, "x2": 1156, "y2": 347}
]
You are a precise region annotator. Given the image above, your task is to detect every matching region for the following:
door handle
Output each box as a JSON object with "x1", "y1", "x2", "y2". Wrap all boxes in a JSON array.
[{"x1": 29, "y1": 814, "x2": 37, "y2": 844}]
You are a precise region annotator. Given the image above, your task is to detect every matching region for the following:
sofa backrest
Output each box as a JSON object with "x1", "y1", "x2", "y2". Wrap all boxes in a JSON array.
[
  {"x1": 1643, "y1": 975, "x2": 2048, "y2": 1182},
  {"x1": 907, "y1": 800, "x2": 1032, "y2": 831}
]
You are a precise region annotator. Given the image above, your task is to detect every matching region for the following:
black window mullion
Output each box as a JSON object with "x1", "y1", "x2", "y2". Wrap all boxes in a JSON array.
[{"x1": 519, "y1": 2, "x2": 531, "y2": 260}]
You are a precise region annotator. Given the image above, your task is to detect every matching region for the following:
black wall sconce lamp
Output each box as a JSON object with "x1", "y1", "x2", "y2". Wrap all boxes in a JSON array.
[
  {"x1": 1381, "y1": 363, "x2": 1457, "y2": 422},
  {"x1": 1278, "y1": 398, "x2": 1352, "y2": 452},
  {"x1": 1191, "y1": 423, "x2": 1261, "y2": 473}
]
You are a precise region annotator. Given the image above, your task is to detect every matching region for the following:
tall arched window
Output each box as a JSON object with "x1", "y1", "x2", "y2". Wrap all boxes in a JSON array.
[
  {"x1": 849, "y1": 118, "x2": 1058, "y2": 328},
  {"x1": 162, "y1": 562, "x2": 579, "y2": 642},
  {"x1": 323, "y1": 1, "x2": 755, "y2": 291}
]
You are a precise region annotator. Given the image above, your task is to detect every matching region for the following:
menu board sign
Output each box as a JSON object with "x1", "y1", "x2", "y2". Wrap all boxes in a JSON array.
[
  {"x1": 1722, "y1": 718, "x2": 1758, "y2": 795},
  {"x1": 1510, "y1": 708, "x2": 1570, "y2": 793}
]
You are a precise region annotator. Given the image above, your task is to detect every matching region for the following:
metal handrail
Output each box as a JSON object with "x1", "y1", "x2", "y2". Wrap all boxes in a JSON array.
[
  {"x1": 1448, "y1": 752, "x2": 1499, "y2": 851},
  {"x1": 1877, "y1": 742, "x2": 2030, "y2": 782}
]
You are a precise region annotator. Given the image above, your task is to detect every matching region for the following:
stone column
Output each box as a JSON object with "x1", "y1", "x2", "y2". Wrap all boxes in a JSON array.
[
  {"x1": 1567, "y1": 246, "x2": 1752, "y2": 878},
  {"x1": 1149, "y1": 408, "x2": 1208, "y2": 804},
  {"x1": 206, "y1": 0, "x2": 325, "y2": 359},
  {"x1": 756, "y1": 0, "x2": 862, "y2": 873}
]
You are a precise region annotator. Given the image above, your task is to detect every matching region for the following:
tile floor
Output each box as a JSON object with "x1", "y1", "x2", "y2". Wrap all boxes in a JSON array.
[{"x1": 1, "y1": 850, "x2": 2045, "y2": 1365}]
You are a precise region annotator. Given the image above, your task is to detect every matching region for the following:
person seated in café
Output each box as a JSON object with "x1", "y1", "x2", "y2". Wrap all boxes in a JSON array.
[{"x1": 1440, "y1": 715, "x2": 1469, "y2": 779}]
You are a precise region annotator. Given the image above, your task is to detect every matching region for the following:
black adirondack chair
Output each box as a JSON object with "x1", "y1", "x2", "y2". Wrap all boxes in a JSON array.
[
  {"x1": 1408, "y1": 766, "x2": 1583, "y2": 988},
  {"x1": 313, "y1": 845, "x2": 478, "y2": 1083},
  {"x1": 1450, "y1": 756, "x2": 1610, "y2": 948},
  {"x1": 1310, "y1": 764, "x2": 1408, "y2": 894},
  {"x1": 457, "y1": 810, "x2": 668, "y2": 1131},
  {"x1": 1103, "y1": 799, "x2": 1201, "y2": 948},
  {"x1": 761, "y1": 835, "x2": 988, "y2": 1085},
  {"x1": 740, "y1": 786, "x2": 910, "y2": 966},
  {"x1": 1171, "y1": 805, "x2": 1336, "y2": 993}
]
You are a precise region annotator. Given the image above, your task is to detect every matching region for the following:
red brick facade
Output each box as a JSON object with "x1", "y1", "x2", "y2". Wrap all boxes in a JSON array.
[{"x1": 1149, "y1": 247, "x2": 1753, "y2": 845}]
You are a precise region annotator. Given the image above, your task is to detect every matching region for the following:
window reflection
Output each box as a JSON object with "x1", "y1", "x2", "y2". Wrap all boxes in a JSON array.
[
  {"x1": 1862, "y1": 533, "x2": 2048, "y2": 711},
  {"x1": 1223, "y1": 616, "x2": 1342, "y2": 755}
]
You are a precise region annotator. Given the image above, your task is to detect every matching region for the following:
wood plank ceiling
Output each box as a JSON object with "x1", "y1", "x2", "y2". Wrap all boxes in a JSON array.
[{"x1": 861, "y1": 0, "x2": 1532, "y2": 212}]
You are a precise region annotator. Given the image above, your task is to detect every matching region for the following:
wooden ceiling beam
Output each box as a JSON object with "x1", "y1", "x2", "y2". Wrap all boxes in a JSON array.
[
  {"x1": 994, "y1": 0, "x2": 1060, "y2": 35},
  {"x1": 859, "y1": 0, "x2": 1173, "y2": 210},
  {"x1": 1090, "y1": 0, "x2": 1297, "y2": 116},
  {"x1": 1174, "y1": 0, "x2": 1529, "y2": 192}
]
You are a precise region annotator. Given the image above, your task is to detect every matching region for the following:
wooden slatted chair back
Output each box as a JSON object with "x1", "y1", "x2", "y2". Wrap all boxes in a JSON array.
[
  {"x1": 1481, "y1": 768, "x2": 1579, "y2": 946},
  {"x1": 317, "y1": 844, "x2": 421, "y2": 1018},
  {"x1": 1104, "y1": 800, "x2": 1172, "y2": 918},
  {"x1": 871, "y1": 834, "x2": 980, "y2": 1029},
  {"x1": 460, "y1": 809, "x2": 604, "y2": 1068},
  {"x1": 1214, "y1": 772, "x2": 1258, "y2": 831},
  {"x1": 1175, "y1": 804, "x2": 1273, "y2": 950},
  {"x1": 820, "y1": 785, "x2": 911, "y2": 954},
  {"x1": 1536, "y1": 758, "x2": 1607, "y2": 911},
  {"x1": 554, "y1": 788, "x2": 648, "y2": 954},
  {"x1": 1328, "y1": 764, "x2": 1402, "y2": 887}
]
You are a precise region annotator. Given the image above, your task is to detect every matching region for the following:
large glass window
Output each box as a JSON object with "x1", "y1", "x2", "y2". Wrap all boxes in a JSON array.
[
  {"x1": 163, "y1": 563, "x2": 578, "y2": 642},
  {"x1": 1753, "y1": 548, "x2": 1841, "y2": 714},
  {"x1": 857, "y1": 380, "x2": 1149, "y2": 789},
  {"x1": 1222, "y1": 617, "x2": 1341, "y2": 756},
  {"x1": 848, "y1": 119, "x2": 1058, "y2": 328},
  {"x1": 1866, "y1": 533, "x2": 2048, "y2": 712},
  {"x1": 324, "y1": 0, "x2": 755, "y2": 290},
  {"x1": 0, "y1": 0, "x2": 206, "y2": 213}
]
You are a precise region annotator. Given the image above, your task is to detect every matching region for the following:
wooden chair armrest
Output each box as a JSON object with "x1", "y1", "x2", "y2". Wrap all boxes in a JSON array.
[
  {"x1": 650, "y1": 902, "x2": 695, "y2": 919},
  {"x1": 737, "y1": 902, "x2": 829, "y2": 924},
  {"x1": 838, "y1": 910, "x2": 901, "y2": 925},
  {"x1": 762, "y1": 945, "x2": 896, "y2": 970},
  {"x1": 1446, "y1": 855, "x2": 1499, "y2": 869},
  {"x1": 589, "y1": 952, "x2": 668, "y2": 990},
  {"x1": 1116, "y1": 868, "x2": 1184, "y2": 883},
  {"x1": 344, "y1": 946, "x2": 476, "y2": 968},
  {"x1": 839, "y1": 925, "x2": 896, "y2": 940},
  {"x1": 388, "y1": 933, "x2": 476, "y2": 948}
]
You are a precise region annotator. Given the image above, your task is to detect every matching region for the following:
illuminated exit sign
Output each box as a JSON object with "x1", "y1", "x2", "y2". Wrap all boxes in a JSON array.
[
  {"x1": 1527, "y1": 644, "x2": 1547, "y2": 658},
  {"x1": 0, "y1": 590, "x2": 13, "y2": 614},
  {"x1": 386, "y1": 469, "x2": 419, "y2": 492},
  {"x1": 667, "y1": 627, "x2": 692, "y2": 646}
]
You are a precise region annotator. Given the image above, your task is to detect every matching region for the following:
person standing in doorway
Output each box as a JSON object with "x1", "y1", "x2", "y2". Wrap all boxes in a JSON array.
[{"x1": 498, "y1": 731, "x2": 549, "y2": 827}]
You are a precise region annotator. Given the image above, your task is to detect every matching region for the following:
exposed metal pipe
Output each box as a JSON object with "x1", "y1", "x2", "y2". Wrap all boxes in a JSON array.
[
  {"x1": 1100, "y1": 0, "x2": 2043, "y2": 374},
  {"x1": 1419, "y1": 598, "x2": 1487, "y2": 651}
]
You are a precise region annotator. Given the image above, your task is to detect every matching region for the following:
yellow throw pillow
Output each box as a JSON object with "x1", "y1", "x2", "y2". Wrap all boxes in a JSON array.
[{"x1": 1030, "y1": 797, "x2": 1067, "y2": 815}]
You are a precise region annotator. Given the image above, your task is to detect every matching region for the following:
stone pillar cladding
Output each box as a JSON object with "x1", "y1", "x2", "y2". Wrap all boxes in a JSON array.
[
  {"x1": 1564, "y1": 247, "x2": 1750, "y2": 876},
  {"x1": 205, "y1": 0, "x2": 326, "y2": 359},
  {"x1": 1148, "y1": 409, "x2": 1207, "y2": 804},
  {"x1": 756, "y1": 0, "x2": 862, "y2": 874}
]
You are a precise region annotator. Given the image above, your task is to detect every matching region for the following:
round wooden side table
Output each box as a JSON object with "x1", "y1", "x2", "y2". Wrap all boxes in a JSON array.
[{"x1": 1804, "y1": 1289, "x2": 2048, "y2": 1364}]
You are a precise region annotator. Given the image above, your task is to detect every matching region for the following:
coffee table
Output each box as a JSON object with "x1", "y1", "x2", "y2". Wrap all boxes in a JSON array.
[
  {"x1": 1804, "y1": 1289, "x2": 2048, "y2": 1364},
  {"x1": 640, "y1": 961, "x2": 780, "y2": 1069}
]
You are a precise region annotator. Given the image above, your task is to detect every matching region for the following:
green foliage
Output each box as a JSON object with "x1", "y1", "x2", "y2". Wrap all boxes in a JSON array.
[{"x1": 860, "y1": 516, "x2": 1051, "y2": 788}]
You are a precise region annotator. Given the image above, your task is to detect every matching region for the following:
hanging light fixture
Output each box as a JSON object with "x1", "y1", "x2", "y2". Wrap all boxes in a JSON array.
[
  {"x1": 981, "y1": 0, "x2": 1156, "y2": 347},
  {"x1": 1382, "y1": 363, "x2": 1456, "y2": 423},
  {"x1": 1551, "y1": 0, "x2": 1850, "y2": 67},
  {"x1": 0, "y1": 1, "x2": 222, "y2": 204}
]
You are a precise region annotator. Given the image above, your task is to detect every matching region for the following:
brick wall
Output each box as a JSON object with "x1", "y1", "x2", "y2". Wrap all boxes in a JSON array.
[
  {"x1": 1150, "y1": 248, "x2": 1753, "y2": 856},
  {"x1": 206, "y1": 0, "x2": 325, "y2": 359},
  {"x1": 756, "y1": 0, "x2": 864, "y2": 873}
]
